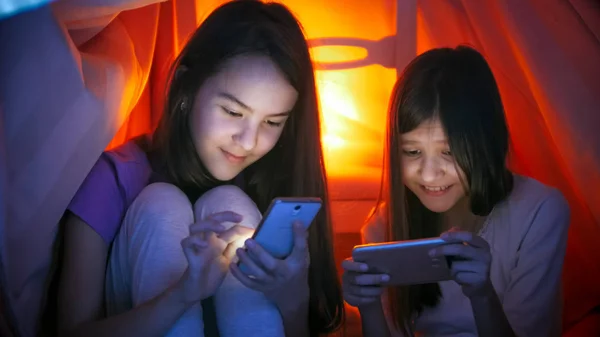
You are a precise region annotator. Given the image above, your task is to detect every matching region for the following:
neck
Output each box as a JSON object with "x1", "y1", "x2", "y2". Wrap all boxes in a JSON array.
[{"x1": 442, "y1": 196, "x2": 486, "y2": 233}]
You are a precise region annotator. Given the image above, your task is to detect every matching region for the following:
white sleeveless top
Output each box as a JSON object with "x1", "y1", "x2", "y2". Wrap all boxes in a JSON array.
[{"x1": 362, "y1": 175, "x2": 570, "y2": 337}]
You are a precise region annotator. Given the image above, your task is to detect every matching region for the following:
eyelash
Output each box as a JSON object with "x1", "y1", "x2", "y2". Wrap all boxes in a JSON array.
[
  {"x1": 403, "y1": 150, "x2": 420, "y2": 157},
  {"x1": 402, "y1": 150, "x2": 452, "y2": 156},
  {"x1": 221, "y1": 107, "x2": 283, "y2": 128},
  {"x1": 222, "y1": 107, "x2": 242, "y2": 117},
  {"x1": 266, "y1": 120, "x2": 283, "y2": 127}
]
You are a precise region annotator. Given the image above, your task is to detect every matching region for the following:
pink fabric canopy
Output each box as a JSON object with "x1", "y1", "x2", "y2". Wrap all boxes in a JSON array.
[{"x1": 0, "y1": 0, "x2": 598, "y2": 335}]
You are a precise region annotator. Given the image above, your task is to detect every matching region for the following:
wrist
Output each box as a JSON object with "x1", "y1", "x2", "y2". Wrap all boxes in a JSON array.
[
  {"x1": 358, "y1": 300, "x2": 384, "y2": 315},
  {"x1": 466, "y1": 280, "x2": 496, "y2": 300},
  {"x1": 277, "y1": 295, "x2": 309, "y2": 318},
  {"x1": 276, "y1": 286, "x2": 309, "y2": 318},
  {"x1": 170, "y1": 279, "x2": 197, "y2": 310}
]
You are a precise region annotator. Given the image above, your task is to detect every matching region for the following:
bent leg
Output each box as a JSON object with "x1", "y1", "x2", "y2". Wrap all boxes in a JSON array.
[
  {"x1": 195, "y1": 185, "x2": 285, "y2": 337},
  {"x1": 105, "y1": 183, "x2": 203, "y2": 336}
]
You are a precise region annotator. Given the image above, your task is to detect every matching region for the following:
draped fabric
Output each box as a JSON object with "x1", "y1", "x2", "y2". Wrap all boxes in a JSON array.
[{"x1": 0, "y1": 0, "x2": 598, "y2": 336}]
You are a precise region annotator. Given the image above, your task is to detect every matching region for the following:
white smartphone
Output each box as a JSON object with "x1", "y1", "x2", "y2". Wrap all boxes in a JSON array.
[
  {"x1": 352, "y1": 237, "x2": 453, "y2": 286},
  {"x1": 238, "y1": 197, "x2": 322, "y2": 273}
]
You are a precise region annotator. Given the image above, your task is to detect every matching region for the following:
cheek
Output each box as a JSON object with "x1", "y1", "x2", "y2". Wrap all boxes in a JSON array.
[
  {"x1": 255, "y1": 127, "x2": 284, "y2": 155},
  {"x1": 448, "y1": 167, "x2": 468, "y2": 196},
  {"x1": 190, "y1": 104, "x2": 213, "y2": 139},
  {"x1": 401, "y1": 160, "x2": 420, "y2": 181},
  {"x1": 447, "y1": 164, "x2": 466, "y2": 184},
  {"x1": 194, "y1": 109, "x2": 232, "y2": 146}
]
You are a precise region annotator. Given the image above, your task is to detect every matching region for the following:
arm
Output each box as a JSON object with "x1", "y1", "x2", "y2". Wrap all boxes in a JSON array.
[
  {"x1": 472, "y1": 189, "x2": 570, "y2": 337},
  {"x1": 469, "y1": 282, "x2": 517, "y2": 337},
  {"x1": 279, "y1": 297, "x2": 309, "y2": 337},
  {"x1": 360, "y1": 302, "x2": 392, "y2": 337},
  {"x1": 58, "y1": 214, "x2": 194, "y2": 337},
  {"x1": 358, "y1": 205, "x2": 395, "y2": 337}
]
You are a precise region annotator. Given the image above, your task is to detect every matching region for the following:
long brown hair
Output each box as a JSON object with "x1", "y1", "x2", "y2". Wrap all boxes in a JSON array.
[
  {"x1": 374, "y1": 45, "x2": 513, "y2": 335},
  {"x1": 148, "y1": 1, "x2": 344, "y2": 334}
]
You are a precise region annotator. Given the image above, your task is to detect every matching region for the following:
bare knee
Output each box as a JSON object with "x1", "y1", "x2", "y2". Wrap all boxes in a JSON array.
[{"x1": 194, "y1": 185, "x2": 261, "y2": 229}]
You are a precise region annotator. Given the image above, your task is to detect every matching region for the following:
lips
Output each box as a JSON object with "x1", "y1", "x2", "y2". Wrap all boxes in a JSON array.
[
  {"x1": 221, "y1": 149, "x2": 247, "y2": 163},
  {"x1": 423, "y1": 185, "x2": 449, "y2": 192},
  {"x1": 420, "y1": 184, "x2": 452, "y2": 196}
]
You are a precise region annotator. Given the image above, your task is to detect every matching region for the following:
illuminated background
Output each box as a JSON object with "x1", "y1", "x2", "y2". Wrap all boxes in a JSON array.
[{"x1": 1, "y1": 1, "x2": 599, "y2": 336}]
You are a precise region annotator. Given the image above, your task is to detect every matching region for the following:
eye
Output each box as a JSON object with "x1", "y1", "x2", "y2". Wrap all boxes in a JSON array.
[
  {"x1": 265, "y1": 119, "x2": 284, "y2": 127},
  {"x1": 222, "y1": 107, "x2": 242, "y2": 117},
  {"x1": 402, "y1": 149, "x2": 421, "y2": 156},
  {"x1": 442, "y1": 150, "x2": 452, "y2": 156}
]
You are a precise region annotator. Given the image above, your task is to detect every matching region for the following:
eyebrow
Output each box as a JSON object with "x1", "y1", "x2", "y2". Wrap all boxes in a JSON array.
[
  {"x1": 217, "y1": 92, "x2": 291, "y2": 117},
  {"x1": 218, "y1": 92, "x2": 251, "y2": 110}
]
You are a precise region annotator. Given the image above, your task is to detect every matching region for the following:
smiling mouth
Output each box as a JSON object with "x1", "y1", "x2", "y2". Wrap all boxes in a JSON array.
[
  {"x1": 420, "y1": 184, "x2": 453, "y2": 196},
  {"x1": 221, "y1": 149, "x2": 247, "y2": 163},
  {"x1": 423, "y1": 185, "x2": 450, "y2": 192}
]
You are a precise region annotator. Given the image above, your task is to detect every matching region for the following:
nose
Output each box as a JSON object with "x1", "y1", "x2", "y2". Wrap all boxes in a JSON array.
[
  {"x1": 233, "y1": 122, "x2": 258, "y2": 152},
  {"x1": 419, "y1": 155, "x2": 444, "y2": 183}
]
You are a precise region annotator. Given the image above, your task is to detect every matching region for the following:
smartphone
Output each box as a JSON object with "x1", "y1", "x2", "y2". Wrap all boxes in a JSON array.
[
  {"x1": 238, "y1": 197, "x2": 322, "y2": 274},
  {"x1": 352, "y1": 237, "x2": 453, "y2": 286}
]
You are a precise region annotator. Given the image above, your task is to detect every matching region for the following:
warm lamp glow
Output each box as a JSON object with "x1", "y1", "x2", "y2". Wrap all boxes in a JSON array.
[
  {"x1": 322, "y1": 134, "x2": 346, "y2": 149},
  {"x1": 317, "y1": 79, "x2": 360, "y2": 121},
  {"x1": 317, "y1": 78, "x2": 360, "y2": 152},
  {"x1": 311, "y1": 45, "x2": 369, "y2": 65},
  {"x1": 311, "y1": 52, "x2": 394, "y2": 179}
]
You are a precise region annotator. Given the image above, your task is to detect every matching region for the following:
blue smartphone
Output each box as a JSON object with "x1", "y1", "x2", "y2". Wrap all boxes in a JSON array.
[{"x1": 238, "y1": 197, "x2": 322, "y2": 273}]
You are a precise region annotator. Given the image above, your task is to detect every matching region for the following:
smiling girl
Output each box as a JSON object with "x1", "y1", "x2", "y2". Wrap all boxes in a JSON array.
[
  {"x1": 342, "y1": 46, "x2": 570, "y2": 337},
  {"x1": 55, "y1": 2, "x2": 344, "y2": 337}
]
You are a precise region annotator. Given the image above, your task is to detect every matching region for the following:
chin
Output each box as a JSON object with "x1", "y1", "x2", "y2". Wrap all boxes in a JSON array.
[
  {"x1": 211, "y1": 171, "x2": 240, "y2": 182},
  {"x1": 204, "y1": 164, "x2": 238, "y2": 182},
  {"x1": 416, "y1": 197, "x2": 454, "y2": 213},
  {"x1": 422, "y1": 203, "x2": 452, "y2": 213}
]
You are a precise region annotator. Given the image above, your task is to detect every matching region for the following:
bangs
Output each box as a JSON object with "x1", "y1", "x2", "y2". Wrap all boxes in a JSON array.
[{"x1": 396, "y1": 67, "x2": 441, "y2": 134}]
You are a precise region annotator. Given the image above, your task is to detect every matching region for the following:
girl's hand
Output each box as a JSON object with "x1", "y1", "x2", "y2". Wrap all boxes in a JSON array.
[
  {"x1": 217, "y1": 225, "x2": 255, "y2": 260},
  {"x1": 178, "y1": 211, "x2": 243, "y2": 305},
  {"x1": 229, "y1": 221, "x2": 310, "y2": 309},
  {"x1": 430, "y1": 230, "x2": 493, "y2": 298},
  {"x1": 341, "y1": 259, "x2": 389, "y2": 308}
]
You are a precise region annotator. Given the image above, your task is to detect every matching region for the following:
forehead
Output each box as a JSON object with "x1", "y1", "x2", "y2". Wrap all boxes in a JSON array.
[
  {"x1": 401, "y1": 118, "x2": 448, "y2": 143},
  {"x1": 205, "y1": 55, "x2": 298, "y2": 114}
]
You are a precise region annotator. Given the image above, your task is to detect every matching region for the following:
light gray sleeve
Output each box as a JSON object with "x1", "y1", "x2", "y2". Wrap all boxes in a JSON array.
[{"x1": 502, "y1": 189, "x2": 570, "y2": 337}]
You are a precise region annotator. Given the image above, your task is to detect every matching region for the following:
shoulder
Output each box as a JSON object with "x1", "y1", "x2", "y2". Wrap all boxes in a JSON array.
[
  {"x1": 68, "y1": 138, "x2": 153, "y2": 244},
  {"x1": 361, "y1": 202, "x2": 387, "y2": 244},
  {"x1": 493, "y1": 174, "x2": 570, "y2": 243},
  {"x1": 103, "y1": 138, "x2": 153, "y2": 195},
  {"x1": 505, "y1": 174, "x2": 570, "y2": 220},
  {"x1": 104, "y1": 137, "x2": 150, "y2": 166},
  {"x1": 83, "y1": 139, "x2": 151, "y2": 196}
]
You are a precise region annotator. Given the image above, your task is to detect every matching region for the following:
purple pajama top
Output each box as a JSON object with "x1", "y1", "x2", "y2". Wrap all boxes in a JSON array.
[
  {"x1": 67, "y1": 138, "x2": 154, "y2": 244},
  {"x1": 68, "y1": 136, "x2": 243, "y2": 245}
]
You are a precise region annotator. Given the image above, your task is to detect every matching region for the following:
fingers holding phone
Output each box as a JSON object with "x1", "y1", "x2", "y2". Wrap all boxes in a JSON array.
[
  {"x1": 431, "y1": 230, "x2": 493, "y2": 298},
  {"x1": 341, "y1": 258, "x2": 389, "y2": 308},
  {"x1": 230, "y1": 221, "x2": 311, "y2": 311},
  {"x1": 288, "y1": 220, "x2": 310, "y2": 264},
  {"x1": 179, "y1": 211, "x2": 243, "y2": 304},
  {"x1": 229, "y1": 197, "x2": 319, "y2": 310}
]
